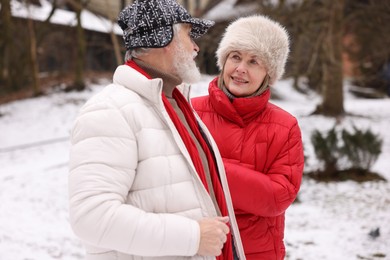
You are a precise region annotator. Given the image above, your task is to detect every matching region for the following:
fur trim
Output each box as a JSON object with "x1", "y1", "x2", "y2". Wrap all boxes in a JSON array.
[{"x1": 216, "y1": 15, "x2": 290, "y2": 85}]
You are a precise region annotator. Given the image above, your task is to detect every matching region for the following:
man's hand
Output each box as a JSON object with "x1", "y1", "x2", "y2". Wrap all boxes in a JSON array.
[{"x1": 197, "y1": 216, "x2": 230, "y2": 256}]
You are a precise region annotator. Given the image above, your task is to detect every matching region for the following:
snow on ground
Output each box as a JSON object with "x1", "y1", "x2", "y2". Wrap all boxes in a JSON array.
[{"x1": 0, "y1": 75, "x2": 389, "y2": 260}]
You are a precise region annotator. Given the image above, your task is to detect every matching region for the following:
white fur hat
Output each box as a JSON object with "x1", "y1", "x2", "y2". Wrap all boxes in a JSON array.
[{"x1": 216, "y1": 15, "x2": 290, "y2": 86}]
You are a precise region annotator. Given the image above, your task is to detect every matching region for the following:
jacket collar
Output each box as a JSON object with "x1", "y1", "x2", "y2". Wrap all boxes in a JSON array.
[
  {"x1": 209, "y1": 77, "x2": 270, "y2": 126},
  {"x1": 112, "y1": 64, "x2": 191, "y2": 105}
]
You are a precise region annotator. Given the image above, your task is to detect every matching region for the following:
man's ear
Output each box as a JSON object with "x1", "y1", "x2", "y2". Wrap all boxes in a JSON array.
[
  {"x1": 162, "y1": 41, "x2": 177, "y2": 57},
  {"x1": 163, "y1": 42, "x2": 174, "y2": 52}
]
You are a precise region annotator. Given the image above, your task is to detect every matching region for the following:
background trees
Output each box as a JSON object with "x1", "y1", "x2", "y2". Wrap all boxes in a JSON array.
[
  {"x1": 344, "y1": 0, "x2": 390, "y2": 95},
  {"x1": 1, "y1": 0, "x2": 389, "y2": 108},
  {"x1": 0, "y1": 0, "x2": 120, "y2": 102},
  {"x1": 0, "y1": 0, "x2": 20, "y2": 95}
]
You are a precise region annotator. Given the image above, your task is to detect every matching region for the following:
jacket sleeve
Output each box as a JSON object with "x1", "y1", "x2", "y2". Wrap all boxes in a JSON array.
[
  {"x1": 68, "y1": 100, "x2": 200, "y2": 257},
  {"x1": 224, "y1": 121, "x2": 304, "y2": 217}
]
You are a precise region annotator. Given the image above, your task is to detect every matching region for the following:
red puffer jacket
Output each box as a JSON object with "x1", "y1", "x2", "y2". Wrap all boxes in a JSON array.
[{"x1": 192, "y1": 77, "x2": 304, "y2": 260}]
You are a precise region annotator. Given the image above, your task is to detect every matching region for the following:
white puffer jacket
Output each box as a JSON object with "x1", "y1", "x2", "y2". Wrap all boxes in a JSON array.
[{"x1": 69, "y1": 65, "x2": 245, "y2": 260}]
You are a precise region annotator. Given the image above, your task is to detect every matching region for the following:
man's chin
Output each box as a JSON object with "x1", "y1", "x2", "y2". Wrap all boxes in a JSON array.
[
  {"x1": 177, "y1": 64, "x2": 201, "y2": 84},
  {"x1": 174, "y1": 57, "x2": 201, "y2": 83},
  {"x1": 182, "y1": 70, "x2": 201, "y2": 84}
]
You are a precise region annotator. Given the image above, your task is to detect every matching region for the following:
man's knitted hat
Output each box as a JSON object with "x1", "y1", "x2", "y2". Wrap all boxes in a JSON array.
[
  {"x1": 216, "y1": 15, "x2": 290, "y2": 86},
  {"x1": 117, "y1": 0, "x2": 214, "y2": 50}
]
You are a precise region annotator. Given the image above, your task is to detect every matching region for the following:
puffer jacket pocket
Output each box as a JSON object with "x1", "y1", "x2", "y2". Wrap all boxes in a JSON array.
[{"x1": 237, "y1": 214, "x2": 274, "y2": 254}]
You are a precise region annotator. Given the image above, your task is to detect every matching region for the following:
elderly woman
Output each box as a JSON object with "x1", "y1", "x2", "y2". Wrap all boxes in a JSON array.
[{"x1": 192, "y1": 15, "x2": 304, "y2": 260}]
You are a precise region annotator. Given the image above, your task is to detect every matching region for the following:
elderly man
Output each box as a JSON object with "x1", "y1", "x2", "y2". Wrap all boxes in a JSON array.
[{"x1": 68, "y1": 0, "x2": 244, "y2": 259}]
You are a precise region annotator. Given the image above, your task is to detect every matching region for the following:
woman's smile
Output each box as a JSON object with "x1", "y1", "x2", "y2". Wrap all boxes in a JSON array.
[{"x1": 231, "y1": 76, "x2": 249, "y2": 84}]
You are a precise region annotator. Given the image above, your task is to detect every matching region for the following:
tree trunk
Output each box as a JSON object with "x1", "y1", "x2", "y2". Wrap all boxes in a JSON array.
[
  {"x1": 110, "y1": 29, "x2": 123, "y2": 66},
  {"x1": 72, "y1": 0, "x2": 86, "y2": 91},
  {"x1": 105, "y1": 0, "x2": 123, "y2": 66},
  {"x1": 0, "y1": 0, "x2": 13, "y2": 91},
  {"x1": 317, "y1": 0, "x2": 345, "y2": 116},
  {"x1": 26, "y1": 10, "x2": 41, "y2": 96}
]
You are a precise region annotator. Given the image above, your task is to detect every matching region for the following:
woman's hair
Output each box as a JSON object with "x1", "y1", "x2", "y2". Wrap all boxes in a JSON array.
[{"x1": 125, "y1": 23, "x2": 183, "y2": 61}]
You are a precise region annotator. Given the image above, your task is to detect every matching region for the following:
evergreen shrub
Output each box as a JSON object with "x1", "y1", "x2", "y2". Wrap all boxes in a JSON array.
[{"x1": 311, "y1": 125, "x2": 383, "y2": 179}]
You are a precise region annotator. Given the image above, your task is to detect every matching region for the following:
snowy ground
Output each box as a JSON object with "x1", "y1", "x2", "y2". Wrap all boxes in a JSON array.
[{"x1": 0, "y1": 75, "x2": 389, "y2": 260}]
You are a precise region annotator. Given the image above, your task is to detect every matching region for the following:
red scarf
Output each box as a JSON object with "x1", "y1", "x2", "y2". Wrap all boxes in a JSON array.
[{"x1": 125, "y1": 60, "x2": 233, "y2": 260}]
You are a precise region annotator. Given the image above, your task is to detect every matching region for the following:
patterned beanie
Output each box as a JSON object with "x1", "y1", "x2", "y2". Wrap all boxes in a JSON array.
[
  {"x1": 118, "y1": 0, "x2": 215, "y2": 50},
  {"x1": 216, "y1": 15, "x2": 290, "y2": 86}
]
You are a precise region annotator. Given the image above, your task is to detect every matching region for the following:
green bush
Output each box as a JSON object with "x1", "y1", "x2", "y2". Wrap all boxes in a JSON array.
[
  {"x1": 311, "y1": 125, "x2": 383, "y2": 178},
  {"x1": 341, "y1": 126, "x2": 382, "y2": 171},
  {"x1": 311, "y1": 127, "x2": 340, "y2": 176}
]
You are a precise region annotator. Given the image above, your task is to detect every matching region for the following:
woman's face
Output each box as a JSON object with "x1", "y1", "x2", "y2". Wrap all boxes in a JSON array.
[{"x1": 223, "y1": 51, "x2": 267, "y2": 97}]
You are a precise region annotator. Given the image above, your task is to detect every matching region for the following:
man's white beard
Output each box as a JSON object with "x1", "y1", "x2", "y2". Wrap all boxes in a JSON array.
[{"x1": 172, "y1": 42, "x2": 201, "y2": 84}]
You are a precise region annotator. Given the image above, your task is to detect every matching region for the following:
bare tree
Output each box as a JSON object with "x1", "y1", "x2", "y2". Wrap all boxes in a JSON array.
[
  {"x1": 1, "y1": 0, "x2": 60, "y2": 99},
  {"x1": 315, "y1": 0, "x2": 345, "y2": 116},
  {"x1": 0, "y1": 0, "x2": 14, "y2": 92},
  {"x1": 105, "y1": 0, "x2": 123, "y2": 66},
  {"x1": 73, "y1": 0, "x2": 86, "y2": 90},
  {"x1": 64, "y1": 0, "x2": 88, "y2": 91},
  {"x1": 280, "y1": 0, "x2": 345, "y2": 116},
  {"x1": 26, "y1": 1, "x2": 42, "y2": 96}
]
